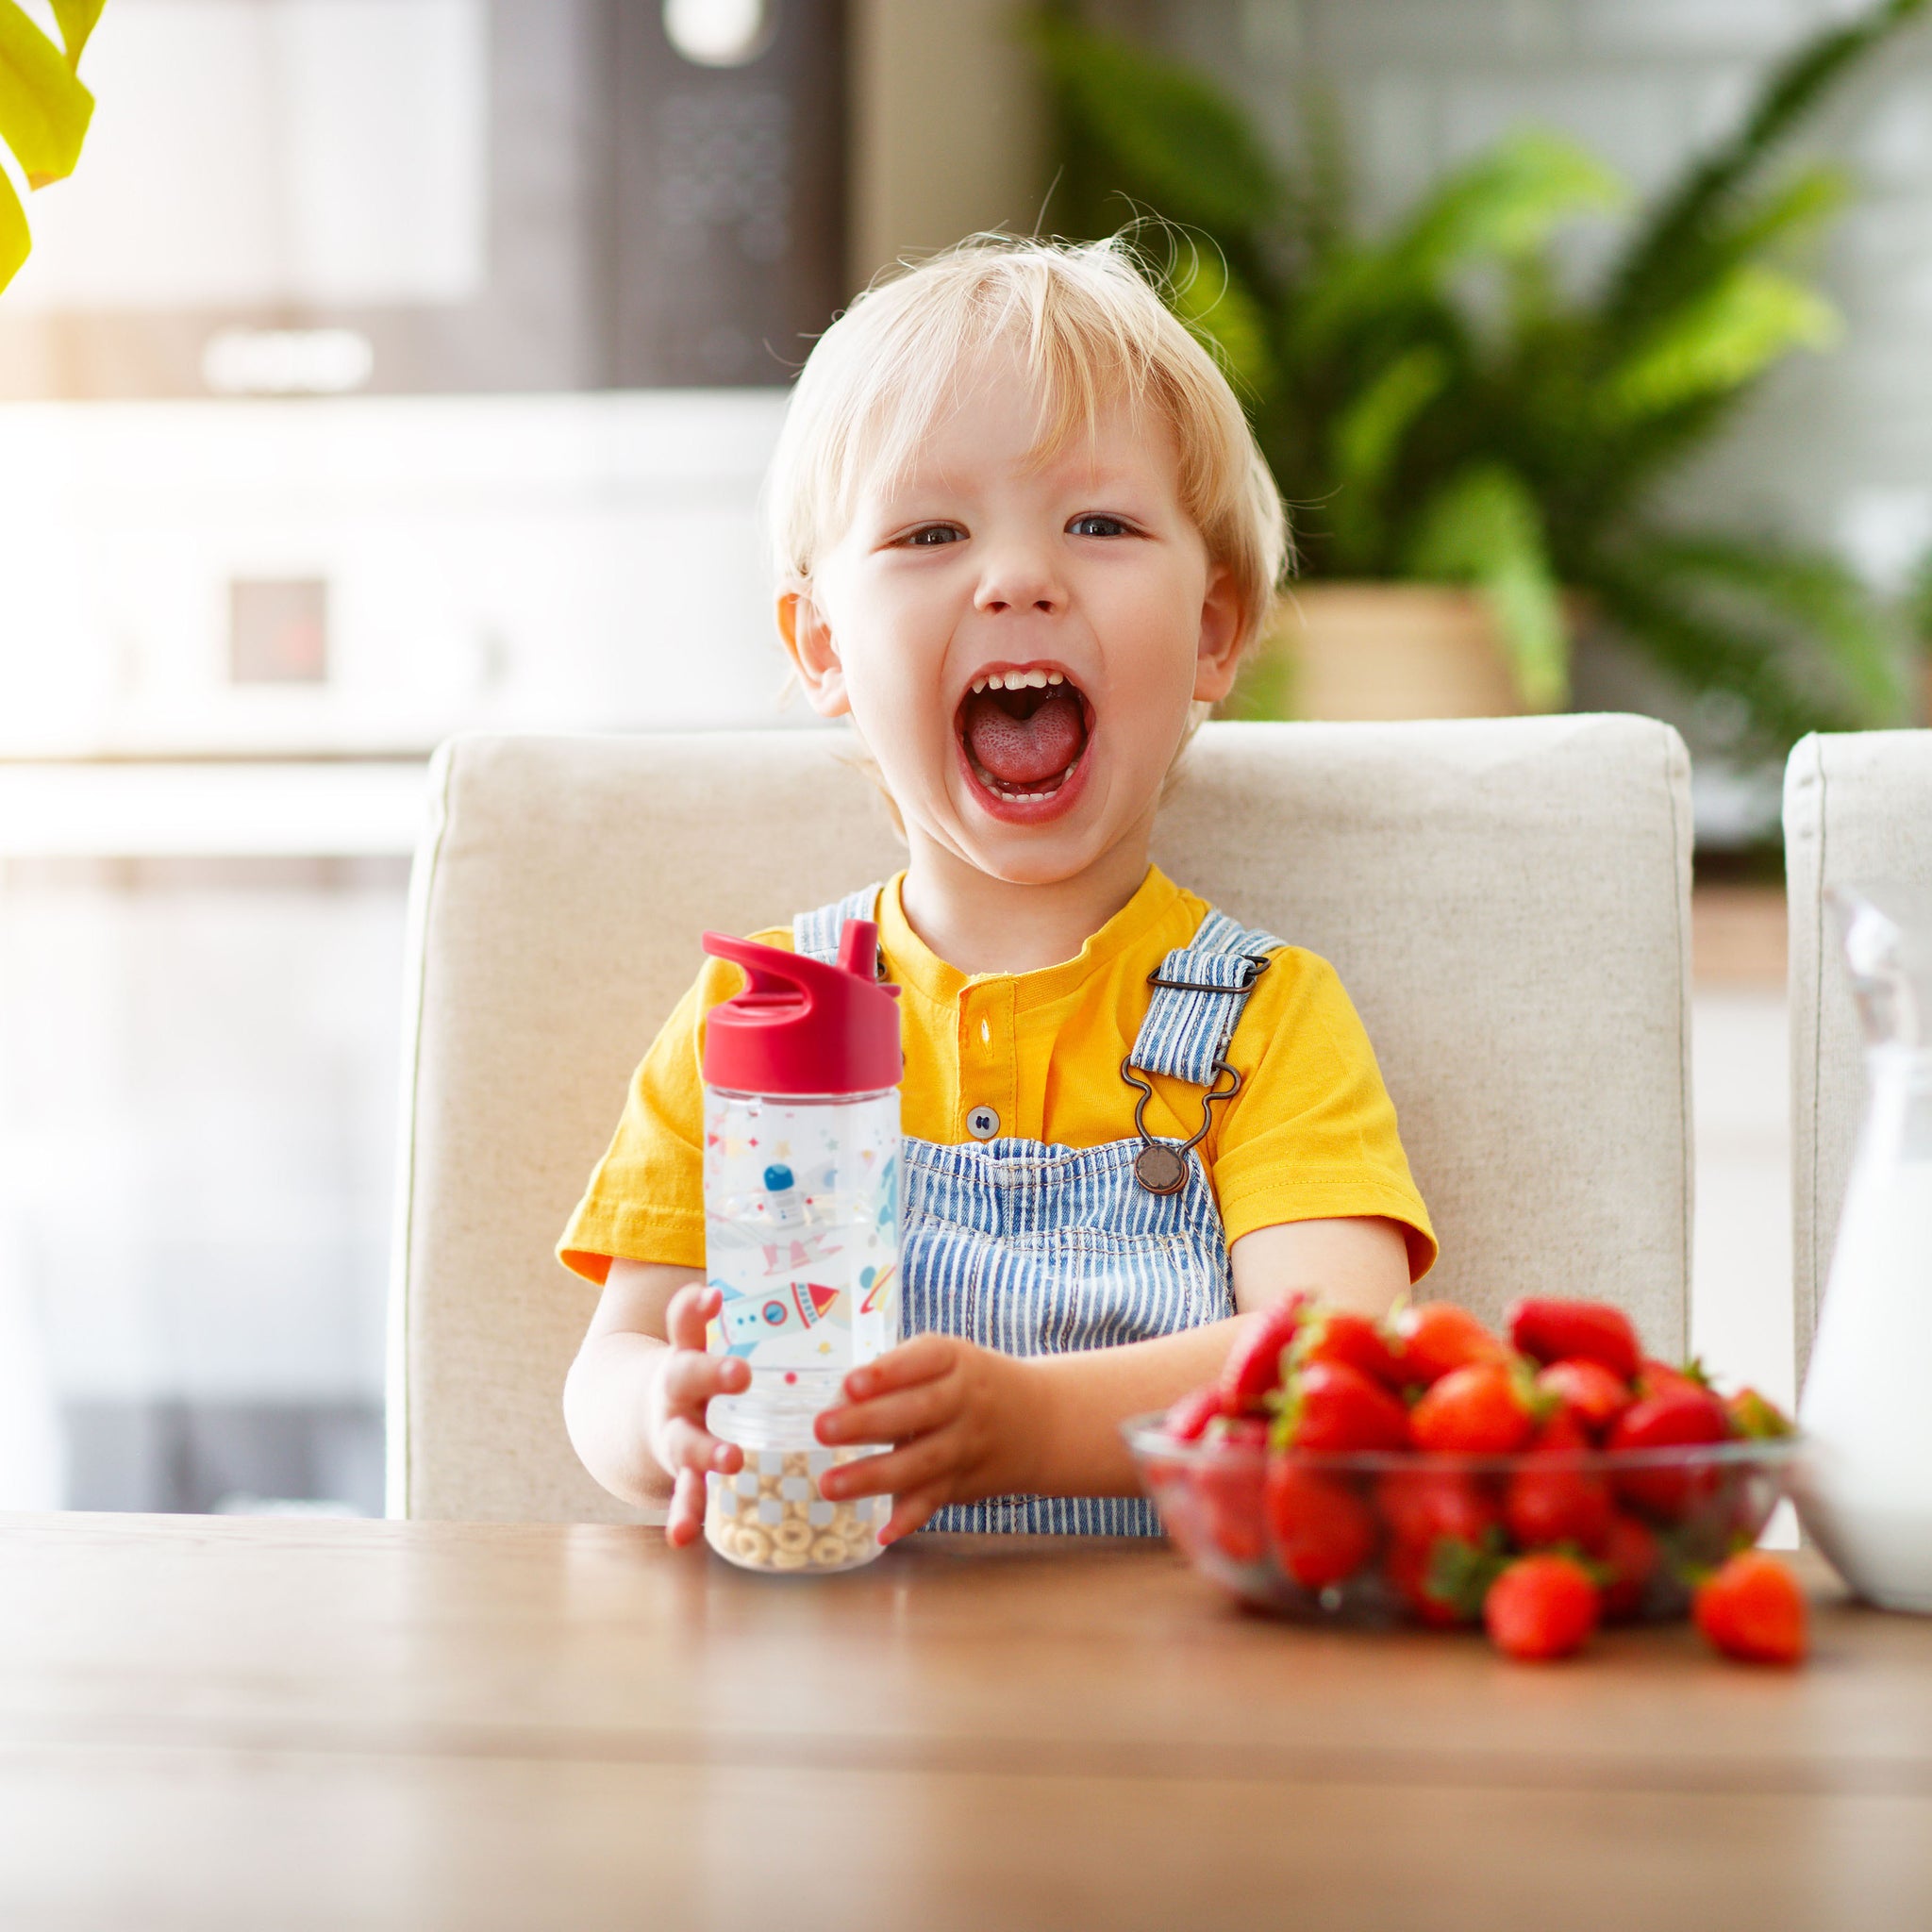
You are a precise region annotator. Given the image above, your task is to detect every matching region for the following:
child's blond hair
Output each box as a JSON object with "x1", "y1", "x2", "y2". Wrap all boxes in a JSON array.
[{"x1": 767, "y1": 233, "x2": 1290, "y2": 654}]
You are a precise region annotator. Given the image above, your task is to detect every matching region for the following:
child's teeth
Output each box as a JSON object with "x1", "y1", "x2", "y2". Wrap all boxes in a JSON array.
[
  {"x1": 970, "y1": 677, "x2": 988, "y2": 694},
  {"x1": 1046, "y1": 671, "x2": 1064, "y2": 685},
  {"x1": 1019, "y1": 669, "x2": 1048, "y2": 688}
]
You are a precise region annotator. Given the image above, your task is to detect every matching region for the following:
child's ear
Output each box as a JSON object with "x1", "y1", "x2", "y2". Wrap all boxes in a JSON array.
[
  {"x1": 1190, "y1": 562, "x2": 1246, "y2": 706},
  {"x1": 776, "y1": 583, "x2": 852, "y2": 718}
]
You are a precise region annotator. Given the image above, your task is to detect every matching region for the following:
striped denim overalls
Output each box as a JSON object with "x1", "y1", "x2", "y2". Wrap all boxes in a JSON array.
[{"x1": 794, "y1": 886, "x2": 1283, "y2": 1537}]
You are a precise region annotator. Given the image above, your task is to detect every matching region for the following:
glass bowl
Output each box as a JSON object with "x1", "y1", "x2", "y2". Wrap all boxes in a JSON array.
[{"x1": 1123, "y1": 1411, "x2": 1802, "y2": 1625}]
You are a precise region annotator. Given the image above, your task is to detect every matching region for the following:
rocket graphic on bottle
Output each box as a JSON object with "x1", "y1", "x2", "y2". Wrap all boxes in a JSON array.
[{"x1": 700, "y1": 918, "x2": 903, "y2": 1391}]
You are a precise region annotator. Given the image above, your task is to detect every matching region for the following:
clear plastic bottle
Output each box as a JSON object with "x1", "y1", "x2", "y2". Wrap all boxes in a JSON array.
[
  {"x1": 1796, "y1": 883, "x2": 1932, "y2": 1612},
  {"x1": 697, "y1": 919, "x2": 901, "y2": 1574}
]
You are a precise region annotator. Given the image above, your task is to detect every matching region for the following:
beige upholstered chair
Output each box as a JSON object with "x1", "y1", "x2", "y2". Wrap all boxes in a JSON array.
[
  {"x1": 1786, "y1": 729, "x2": 1932, "y2": 1386},
  {"x1": 391, "y1": 715, "x2": 1693, "y2": 1522}
]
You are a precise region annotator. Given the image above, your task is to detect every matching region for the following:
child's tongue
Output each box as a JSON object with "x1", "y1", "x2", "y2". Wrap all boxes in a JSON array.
[{"x1": 963, "y1": 685, "x2": 1085, "y2": 788}]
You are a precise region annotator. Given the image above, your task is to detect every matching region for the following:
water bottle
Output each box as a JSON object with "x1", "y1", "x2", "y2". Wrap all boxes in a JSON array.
[
  {"x1": 1796, "y1": 883, "x2": 1932, "y2": 1611},
  {"x1": 698, "y1": 917, "x2": 902, "y2": 1573}
]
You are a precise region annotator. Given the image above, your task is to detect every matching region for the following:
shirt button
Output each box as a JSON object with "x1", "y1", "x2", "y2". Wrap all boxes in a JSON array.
[{"x1": 966, "y1": 1104, "x2": 1000, "y2": 1141}]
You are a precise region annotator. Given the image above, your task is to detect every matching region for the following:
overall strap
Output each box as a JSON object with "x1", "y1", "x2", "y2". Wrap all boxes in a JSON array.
[
  {"x1": 792, "y1": 884, "x2": 884, "y2": 964},
  {"x1": 1128, "y1": 908, "x2": 1284, "y2": 1088}
]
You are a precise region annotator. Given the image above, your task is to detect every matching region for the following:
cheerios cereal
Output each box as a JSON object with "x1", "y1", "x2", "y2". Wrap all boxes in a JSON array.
[{"x1": 706, "y1": 1443, "x2": 890, "y2": 1574}]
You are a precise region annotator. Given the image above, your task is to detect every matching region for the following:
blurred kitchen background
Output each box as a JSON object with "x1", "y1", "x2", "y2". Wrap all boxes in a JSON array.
[{"x1": 2, "y1": 0, "x2": 1926, "y2": 1513}]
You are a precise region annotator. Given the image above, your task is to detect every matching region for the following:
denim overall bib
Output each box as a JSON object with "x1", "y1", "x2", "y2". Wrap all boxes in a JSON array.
[{"x1": 794, "y1": 887, "x2": 1283, "y2": 1537}]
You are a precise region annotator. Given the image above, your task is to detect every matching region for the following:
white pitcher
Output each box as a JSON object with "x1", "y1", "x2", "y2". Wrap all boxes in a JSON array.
[{"x1": 1796, "y1": 883, "x2": 1932, "y2": 1611}]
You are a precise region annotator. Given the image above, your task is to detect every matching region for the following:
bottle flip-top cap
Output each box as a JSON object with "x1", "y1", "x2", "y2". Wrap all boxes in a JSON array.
[{"x1": 702, "y1": 919, "x2": 902, "y2": 1096}]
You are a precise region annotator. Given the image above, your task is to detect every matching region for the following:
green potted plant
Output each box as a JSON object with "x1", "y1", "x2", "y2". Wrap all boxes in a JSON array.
[
  {"x1": 1, "y1": 2, "x2": 104, "y2": 291},
  {"x1": 1034, "y1": 0, "x2": 1923, "y2": 753}
]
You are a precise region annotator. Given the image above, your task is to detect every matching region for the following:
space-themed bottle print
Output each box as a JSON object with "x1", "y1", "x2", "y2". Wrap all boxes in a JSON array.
[
  {"x1": 702, "y1": 1085, "x2": 901, "y2": 1407},
  {"x1": 696, "y1": 916, "x2": 903, "y2": 1572}
]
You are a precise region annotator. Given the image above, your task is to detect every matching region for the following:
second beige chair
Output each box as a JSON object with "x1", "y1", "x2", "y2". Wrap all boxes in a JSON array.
[
  {"x1": 1785, "y1": 728, "x2": 1932, "y2": 1388},
  {"x1": 391, "y1": 715, "x2": 1694, "y2": 1523}
]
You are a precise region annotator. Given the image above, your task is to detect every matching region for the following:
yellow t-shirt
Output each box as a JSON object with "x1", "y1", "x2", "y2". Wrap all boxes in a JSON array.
[{"x1": 558, "y1": 866, "x2": 1435, "y2": 1286}]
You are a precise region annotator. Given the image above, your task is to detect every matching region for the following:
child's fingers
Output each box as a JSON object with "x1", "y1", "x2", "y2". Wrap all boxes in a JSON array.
[
  {"x1": 880, "y1": 1489, "x2": 942, "y2": 1544},
  {"x1": 821, "y1": 1430, "x2": 953, "y2": 1505},
  {"x1": 660, "y1": 1346, "x2": 749, "y2": 1413},
  {"x1": 840, "y1": 1332, "x2": 955, "y2": 1403},
  {"x1": 661, "y1": 1413, "x2": 741, "y2": 1478},
  {"x1": 663, "y1": 1280, "x2": 721, "y2": 1352},
  {"x1": 815, "y1": 1377, "x2": 955, "y2": 1449},
  {"x1": 664, "y1": 1467, "x2": 708, "y2": 1546}
]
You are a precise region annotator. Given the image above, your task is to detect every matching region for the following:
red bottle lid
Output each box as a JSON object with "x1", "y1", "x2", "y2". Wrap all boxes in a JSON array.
[{"x1": 702, "y1": 919, "x2": 902, "y2": 1097}]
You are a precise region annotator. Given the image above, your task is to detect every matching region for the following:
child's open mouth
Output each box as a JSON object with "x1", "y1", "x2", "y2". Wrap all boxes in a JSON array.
[{"x1": 956, "y1": 666, "x2": 1092, "y2": 820}]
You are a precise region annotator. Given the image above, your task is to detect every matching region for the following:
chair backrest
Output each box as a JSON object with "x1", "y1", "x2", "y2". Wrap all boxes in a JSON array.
[
  {"x1": 391, "y1": 715, "x2": 1692, "y2": 1522},
  {"x1": 1785, "y1": 729, "x2": 1932, "y2": 1386}
]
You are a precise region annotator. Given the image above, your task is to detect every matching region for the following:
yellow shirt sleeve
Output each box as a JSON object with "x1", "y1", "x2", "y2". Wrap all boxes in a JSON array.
[
  {"x1": 1208, "y1": 947, "x2": 1438, "y2": 1282},
  {"x1": 556, "y1": 937, "x2": 790, "y2": 1285}
]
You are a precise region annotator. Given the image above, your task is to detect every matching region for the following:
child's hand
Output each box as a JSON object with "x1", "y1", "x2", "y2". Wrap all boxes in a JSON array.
[
  {"x1": 811, "y1": 1334, "x2": 1041, "y2": 1542},
  {"x1": 649, "y1": 1282, "x2": 751, "y2": 1547}
]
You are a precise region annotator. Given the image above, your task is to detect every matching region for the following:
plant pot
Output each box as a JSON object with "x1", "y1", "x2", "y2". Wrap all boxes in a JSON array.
[{"x1": 1231, "y1": 582, "x2": 1526, "y2": 723}]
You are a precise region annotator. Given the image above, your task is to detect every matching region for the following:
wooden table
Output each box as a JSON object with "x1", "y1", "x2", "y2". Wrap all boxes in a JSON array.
[{"x1": 3, "y1": 1514, "x2": 1929, "y2": 1931}]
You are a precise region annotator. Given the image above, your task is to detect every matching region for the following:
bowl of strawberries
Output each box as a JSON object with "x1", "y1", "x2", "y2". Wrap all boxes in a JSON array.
[{"x1": 1124, "y1": 1296, "x2": 1801, "y2": 1652}]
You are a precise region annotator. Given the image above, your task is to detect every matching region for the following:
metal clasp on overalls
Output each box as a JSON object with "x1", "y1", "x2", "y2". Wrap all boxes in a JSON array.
[{"x1": 1120, "y1": 954, "x2": 1273, "y2": 1195}]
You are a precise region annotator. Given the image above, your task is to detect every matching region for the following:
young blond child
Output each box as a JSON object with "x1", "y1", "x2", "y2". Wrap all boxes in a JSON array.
[{"x1": 559, "y1": 235, "x2": 1435, "y2": 1547}]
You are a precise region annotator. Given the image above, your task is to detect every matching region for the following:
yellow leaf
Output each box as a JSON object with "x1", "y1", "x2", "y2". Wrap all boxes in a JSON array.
[
  {"x1": 0, "y1": 0, "x2": 94, "y2": 187},
  {"x1": 52, "y1": 0, "x2": 104, "y2": 69},
  {"x1": 0, "y1": 158, "x2": 25, "y2": 294}
]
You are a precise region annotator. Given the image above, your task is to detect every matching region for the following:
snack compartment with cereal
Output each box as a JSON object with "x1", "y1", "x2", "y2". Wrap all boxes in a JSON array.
[{"x1": 706, "y1": 1441, "x2": 890, "y2": 1574}]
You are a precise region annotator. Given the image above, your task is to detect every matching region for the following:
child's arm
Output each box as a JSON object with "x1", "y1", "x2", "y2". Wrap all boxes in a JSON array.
[
  {"x1": 563, "y1": 1260, "x2": 751, "y2": 1542},
  {"x1": 816, "y1": 1214, "x2": 1410, "y2": 1541}
]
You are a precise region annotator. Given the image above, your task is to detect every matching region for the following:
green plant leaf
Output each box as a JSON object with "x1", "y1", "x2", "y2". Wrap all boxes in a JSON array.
[
  {"x1": 1606, "y1": 0, "x2": 1927, "y2": 334},
  {"x1": 1602, "y1": 263, "x2": 1840, "y2": 421},
  {"x1": 1647, "y1": 532, "x2": 1903, "y2": 720},
  {"x1": 1579, "y1": 533, "x2": 1905, "y2": 752},
  {"x1": 51, "y1": 0, "x2": 103, "y2": 67},
  {"x1": 1722, "y1": 162, "x2": 1852, "y2": 265},
  {"x1": 1397, "y1": 127, "x2": 1624, "y2": 274},
  {"x1": 0, "y1": 0, "x2": 93, "y2": 187},
  {"x1": 1907, "y1": 547, "x2": 1932, "y2": 657},
  {"x1": 1030, "y1": 13, "x2": 1282, "y2": 235},
  {"x1": 1298, "y1": 129, "x2": 1623, "y2": 353},
  {"x1": 1332, "y1": 344, "x2": 1450, "y2": 495},
  {"x1": 0, "y1": 154, "x2": 26, "y2": 293},
  {"x1": 1407, "y1": 464, "x2": 1570, "y2": 708},
  {"x1": 1170, "y1": 239, "x2": 1275, "y2": 397}
]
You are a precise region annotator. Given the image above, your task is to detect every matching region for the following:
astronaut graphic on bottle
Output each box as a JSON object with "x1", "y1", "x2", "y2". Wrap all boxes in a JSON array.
[{"x1": 703, "y1": 1091, "x2": 901, "y2": 1376}]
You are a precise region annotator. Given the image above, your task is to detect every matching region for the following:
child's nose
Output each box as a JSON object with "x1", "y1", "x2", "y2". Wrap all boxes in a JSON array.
[{"x1": 974, "y1": 547, "x2": 1064, "y2": 617}]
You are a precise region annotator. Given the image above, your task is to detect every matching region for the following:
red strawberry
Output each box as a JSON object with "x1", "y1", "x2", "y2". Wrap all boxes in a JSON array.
[
  {"x1": 1503, "y1": 1410, "x2": 1613, "y2": 1554},
  {"x1": 1484, "y1": 1554, "x2": 1600, "y2": 1661},
  {"x1": 1196, "y1": 1417, "x2": 1267, "y2": 1564},
  {"x1": 1637, "y1": 1357, "x2": 1711, "y2": 1400},
  {"x1": 1219, "y1": 1294, "x2": 1310, "y2": 1414},
  {"x1": 1275, "y1": 1359, "x2": 1410, "y2": 1453},
  {"x1": 1297, "y1": 1308, "x2": 1407, "y2": 1390},
  {"x1": 1265, "y1": 1462, "x2": 1378, "y2": 1590},
  {"x1": 1164, "y1": 1383, "x2": 1224, "y2": 1443},
  {"x1": 1408, "y1": 1360, "x2": 1539, "y2": 1455},
  {"x1": 1693, "y1": 1552, "x2": 1807, "y2": 1666},
  {"x1": 1374, "y1": 1465, "x2": 1499, "y2": 1551},
  {"x1": 1537, "y1": 1357, "x2": 1634, "y2": 1438},
  {"x1": 1597, "y1": 1511, "x2": 1659, "y2": 1623},
  {"x1": 1507, "y1": 1297, "x2": 1641, "y2": 1379},
  {"x1": 1376, "y1": 1468, "x2": 1501, "y2": 1626},
  {"x1": 1390, "y1": 1302, "x2": 1505, "y2": 1385},
  {"x1": 1386, "y1": 1535, "x2": 1491, "y2": 1627},
  {"x1": 1608, "y1": 1385, "x2": 1733, "y2": 1520},
  {"x1": 1727, "y1": 1386, "x2": 1794, "y2": 1441}
]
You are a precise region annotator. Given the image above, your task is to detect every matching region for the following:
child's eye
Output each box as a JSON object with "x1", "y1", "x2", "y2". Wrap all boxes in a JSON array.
[
  {"x1": 1068, "y1": 513, "x2": 1134, "y2": 538},
  {"x1": 899, "y1": 523, "x2": 965, "y2": 547}
]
